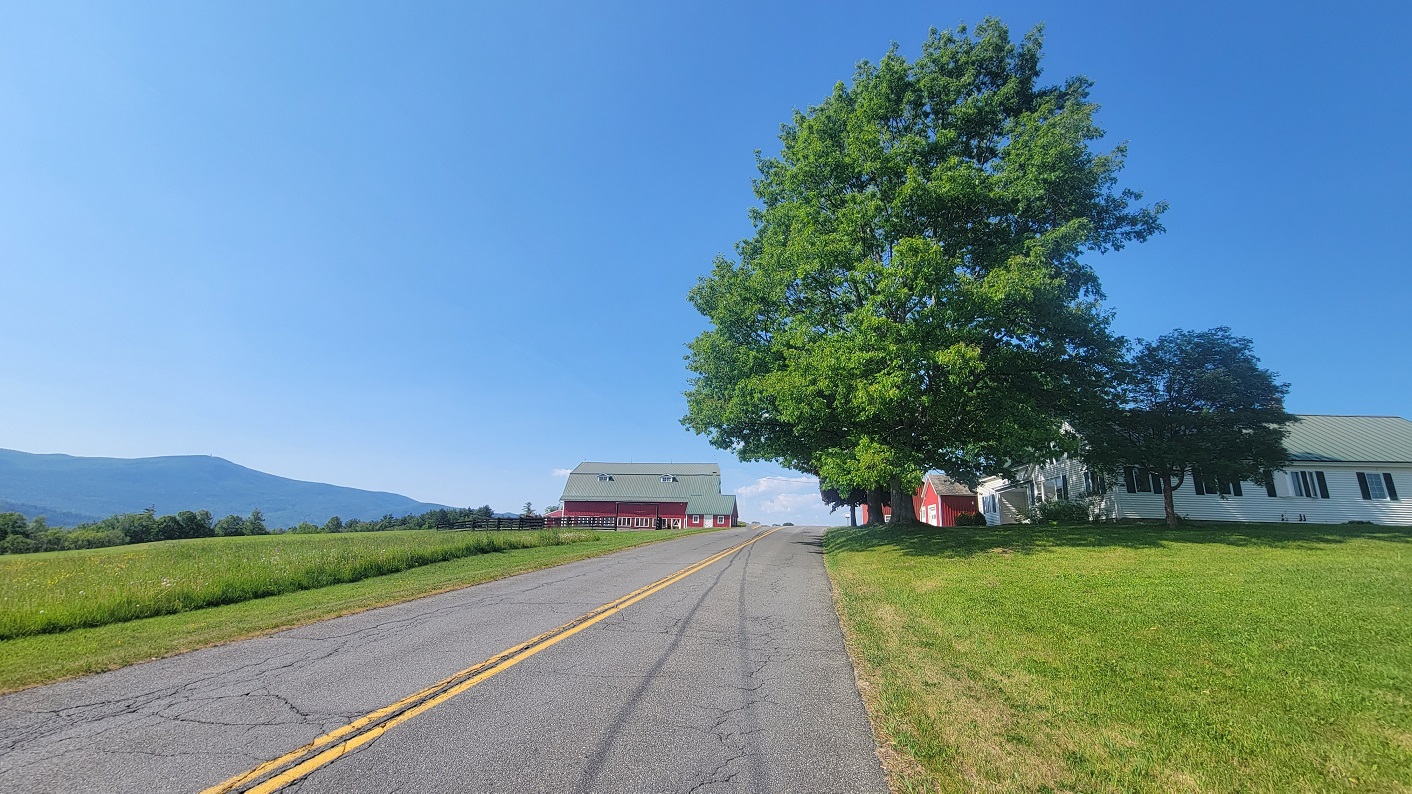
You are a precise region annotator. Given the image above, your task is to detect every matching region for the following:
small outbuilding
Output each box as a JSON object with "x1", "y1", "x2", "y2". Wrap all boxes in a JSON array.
[{"x1": 858, "y1": 473, "x2": 976, "y2": 526}]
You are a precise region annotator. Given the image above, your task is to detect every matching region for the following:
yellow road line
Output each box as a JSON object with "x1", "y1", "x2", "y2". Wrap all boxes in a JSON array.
[{"x1": 203, "y1": 526, "x2": 783, "y2": 794}]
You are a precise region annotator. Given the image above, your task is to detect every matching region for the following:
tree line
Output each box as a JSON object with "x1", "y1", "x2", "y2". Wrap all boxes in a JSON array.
[
  {"x1": 683, "y1": 19, "x2": 1291, "y2": 529},
  {"x1": 0, "y1": 504, "x2": 502, "y2": 555}
]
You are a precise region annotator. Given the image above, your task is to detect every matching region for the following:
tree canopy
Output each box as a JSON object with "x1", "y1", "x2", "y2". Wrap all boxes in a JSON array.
[
  {"x1": 1080, "y1": 327, "x2": 1293, "y2": 527},
  {"x1": 683, "y1": 19, "x2": 1165, "y2": 515}
]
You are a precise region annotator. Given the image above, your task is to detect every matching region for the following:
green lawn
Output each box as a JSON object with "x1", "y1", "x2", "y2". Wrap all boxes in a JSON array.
[
  {"x1": 0, "y1": 528, "x2": 706, "y2": 692},
  {"x1": 825, "y1": 522, "x2": 1412, "y2": 793}
]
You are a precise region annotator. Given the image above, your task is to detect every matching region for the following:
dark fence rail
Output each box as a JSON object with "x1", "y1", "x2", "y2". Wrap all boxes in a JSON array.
[{"x1": 436, "y1": 516, "x2": 674, "y2": 531}]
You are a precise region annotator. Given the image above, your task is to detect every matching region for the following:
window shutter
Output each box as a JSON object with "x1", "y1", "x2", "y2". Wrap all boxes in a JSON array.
[
  {"x1": 1151, "y1": 472, "x2": 1163, "y2": 494},
  {"x1": 1193, "y1": 470, "x2": 1205, "y2": 496},
  {"x1": 1232, "y1": 481, "x2": 1243, "y2": 497},
  {"x1": 1061, "y1": 475, "x2": 1068, "y2": 501},
  {"x1": 1384, "y1": 473, "x2": 1399, "y2": 501},
  {"x1": 1124, "y1": 467, "x2": 1136, "y2": 493},
  {"x1": 1315, "y1": 471, "x2": 1329, "y2": 499},
  {"x1": 1264, "y1": 473, "x2": 1277, "y2": 498},
  {"x1": 1356, "y1": 472, "x2": 1371, "y2": 500}
]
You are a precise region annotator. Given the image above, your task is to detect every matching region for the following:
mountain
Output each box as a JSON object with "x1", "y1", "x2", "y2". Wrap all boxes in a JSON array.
[{"x1": 0, "y1": 449, "x2": 456, "y2": 528}]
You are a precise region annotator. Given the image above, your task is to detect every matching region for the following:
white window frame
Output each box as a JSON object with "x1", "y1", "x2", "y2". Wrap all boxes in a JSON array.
[
  {"x1": 1361, "y1": 472, "x2": 1393, "y2": 500},
  {"x1": 1288, "y1": 470, "x2": 1327, "y2": 499}
]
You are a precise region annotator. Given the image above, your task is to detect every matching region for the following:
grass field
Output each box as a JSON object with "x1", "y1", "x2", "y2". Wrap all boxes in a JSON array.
[
  {"x1": 0, "y1": 528, "x2": 706, "y2": 692},
  {"x1": 825, "y1": 522, "x2": 1412, "y2": 793},
  {"x1": 0, "y1": 529, "x2": 605, "y2": 638}
]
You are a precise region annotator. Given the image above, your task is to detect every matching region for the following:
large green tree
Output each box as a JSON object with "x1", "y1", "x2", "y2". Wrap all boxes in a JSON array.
[
  {"x1": 1080, "y1": 327, "x2": 1294, "y2": 528},
  {"x1": 684, "y1": 20, "x2": 1165, "y2": 515}
]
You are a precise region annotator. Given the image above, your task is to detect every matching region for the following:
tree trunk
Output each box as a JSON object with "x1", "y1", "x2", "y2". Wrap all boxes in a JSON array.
[
  {"x1": 1162, "y1": 478, "x2": 1179, "y2": 528},
  {"x1": 865, "y1": 489, "x2": 884, "y2": 526},
  {"x1": 849, "y1": 504, "x2": 857, "y2": 527},
  {"x1": 889, "y1": 475, "x2": 918, "y2": 524}
]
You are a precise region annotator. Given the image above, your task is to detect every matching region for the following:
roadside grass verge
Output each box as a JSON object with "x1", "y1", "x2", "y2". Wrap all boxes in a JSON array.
[
  {"x1": 0, "y1": 528, "x2": 707, "y2": 692},
  {"x1": 0, "y1": 529, "x2": 604, "y2": 638},
  {"x1": 825, "y1": 522, "x2": 1412, "y2": 793}
]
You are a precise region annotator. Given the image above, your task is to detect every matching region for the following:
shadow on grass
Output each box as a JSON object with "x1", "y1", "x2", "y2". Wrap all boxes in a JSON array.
[{"x1": 825, "y1": 521, "x2": 1412, "y2": 559}]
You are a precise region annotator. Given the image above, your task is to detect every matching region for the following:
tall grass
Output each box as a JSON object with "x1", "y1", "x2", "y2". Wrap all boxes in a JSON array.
[{"x1": 0, "y1": 529, "x2": 597, "y2": 638}]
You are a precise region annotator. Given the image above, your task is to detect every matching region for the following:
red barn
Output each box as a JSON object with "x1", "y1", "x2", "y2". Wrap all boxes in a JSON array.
[
  {"x1": 859, "y1": 473, "x2": 976, "y2": 526},
  {"x1": 557, "y1": 462, "x2": 738, "y2": 529}
]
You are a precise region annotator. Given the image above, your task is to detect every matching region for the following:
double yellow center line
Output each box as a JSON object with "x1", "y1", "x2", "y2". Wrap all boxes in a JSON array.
[{"x1": 204, "y1": 526, "x2": 783, "y2": 794}]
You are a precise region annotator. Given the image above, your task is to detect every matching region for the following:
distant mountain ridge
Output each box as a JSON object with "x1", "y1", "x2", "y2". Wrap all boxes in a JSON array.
[{"x1": 0, "y1": 449, "x2": 456, "y2": 528}]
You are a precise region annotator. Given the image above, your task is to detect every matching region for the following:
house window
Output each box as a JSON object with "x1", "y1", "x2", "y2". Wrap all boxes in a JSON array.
[
  {"x1": 633, "y1": 517, "x2": 652, "y2": 528},
  {"x1": 1123, "y1": 467, "x2": 1164, "y2": 494},
  {"x1": 715, "y1": 515, "x2": 728, "y2": 526},
  {"x1": 981, "y1": 494, "x2": 998, "y2": 514},
  {"x1": 598, "y1": 474, "x2": 613, "y2": 482},
  {"x1": 660, "y1": 474, "x2": 676, "y2": 483},
  {"x1": 1289, "y1": 471, "x2": 1329, "y2": 499},
  {"x1": 1043, "y1": 475, "x2": 1069, "y2": 501},
  {"x1": 617, "y1": 516, "x2": 631, "y2": 527},
  {"x1": 1192, "y1": 469, "x2": 1242, "y2": 496},
  {"x1": 689, "y1": 515, "x2": 702, "y2": 526},
  {"x1": 1082, "y1": 470, "x2": 1107, "y2": 496},
  {"x1": 1358, "y1": 472, "x2": 1400, "y2": 501}
]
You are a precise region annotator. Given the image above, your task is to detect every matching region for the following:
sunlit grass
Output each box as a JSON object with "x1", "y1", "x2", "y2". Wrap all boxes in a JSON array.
[
  {"x1": 0, "y1": 528, "x2": 709, "y2": 692},
  {"x1": 826, "y1": 522, "x2": 1412, "y2": 793},
  {"x1": 0, "y1": 529, "x2": 598, "y2": 638}
]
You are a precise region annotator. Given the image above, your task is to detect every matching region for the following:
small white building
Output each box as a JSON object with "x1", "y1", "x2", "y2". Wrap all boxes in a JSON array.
[{"x1": 976, "y1": 414, "x2": 1412, "y2": 526}]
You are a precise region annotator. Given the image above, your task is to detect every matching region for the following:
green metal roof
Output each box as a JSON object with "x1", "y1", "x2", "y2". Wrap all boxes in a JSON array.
[
  {"x1": 570, "y1": 462, "x2": 720, "y2": 476},
  {"x1": 685, "y1": 493, "x2": 738, "y2": 516},
  {"x1": 1285, "y1": 415, "x2": 1412, "y2": 463},
  {"x1": 560, "y1": 462, "x2": 730, "y2": 503}
]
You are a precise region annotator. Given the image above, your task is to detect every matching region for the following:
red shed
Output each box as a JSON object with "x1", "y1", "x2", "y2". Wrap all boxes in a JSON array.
[{"x1": 859, "y1": 473, "x2": 976, "y2": 526}]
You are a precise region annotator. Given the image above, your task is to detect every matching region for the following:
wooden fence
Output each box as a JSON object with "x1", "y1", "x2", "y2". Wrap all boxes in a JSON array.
[{"x1": 436, "y1": 515, "x2": 672, "y2": 531}]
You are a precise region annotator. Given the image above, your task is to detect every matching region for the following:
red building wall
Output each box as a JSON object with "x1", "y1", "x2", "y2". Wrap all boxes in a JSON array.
[
  {"x1": 563, "y1": 501, "x2": 617, "y2": 517},
  {"x1": 562, "y1": 501, "x2": 688, "y2": 519},
  {"x1": 938, "y1": 495, "x2": 977, "y2": 526},
  {"x1": 859, "y1": 485, "x2": 976, "y2": 526}
]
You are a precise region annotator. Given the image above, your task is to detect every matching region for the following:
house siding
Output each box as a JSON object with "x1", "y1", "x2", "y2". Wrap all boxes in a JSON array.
[
  {"x1": 979, "y1": 460, "x2": 1412, "y2": 526},
  {"x1": 1113, "y1": 464, "x2": 1412, "y2": 525}
]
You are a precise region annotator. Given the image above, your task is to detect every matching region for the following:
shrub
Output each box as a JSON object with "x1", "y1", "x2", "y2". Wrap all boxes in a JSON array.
[
  {"x1": 1025, "y1": 499, "x2": 1092, "y2": 525},
  {"x1": 953, "y1": 511, "x2": 987, "y2": 527},
  {"x1": 61, "y1": 528, "x2": 128, "y2": 551},
  {"x1": 0, "y1": 534, "x2": 36, "y2": 554}
]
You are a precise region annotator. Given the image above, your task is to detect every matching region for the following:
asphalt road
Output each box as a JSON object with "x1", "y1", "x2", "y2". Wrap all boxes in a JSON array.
[{"x1": 0, "y1": 526, "x2": 888, "y2": 793}]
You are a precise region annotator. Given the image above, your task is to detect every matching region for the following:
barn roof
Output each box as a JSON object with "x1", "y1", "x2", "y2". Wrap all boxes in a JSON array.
[
  {"x1": 570, "y1": 462, "x2": 719, "y2": 476},
  {"x1": 685, "y1": 493, "x2": 738, "y2": 516},
  {"x1": 559, "y1": 462, "x2": 735, "y2": 511},
  {"x1": 1285, "y1": 415, "x2": 1412, "y2": 464}
]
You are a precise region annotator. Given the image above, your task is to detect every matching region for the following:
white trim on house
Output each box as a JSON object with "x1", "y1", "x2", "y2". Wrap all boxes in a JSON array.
[{"x1": 976, "y1": 417, "x2": 1412, "y2": 527}]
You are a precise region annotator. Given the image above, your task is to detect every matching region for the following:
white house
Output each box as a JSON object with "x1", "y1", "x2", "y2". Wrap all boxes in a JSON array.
[{"x1": 975, "y1": 414, "x2": 1412, "y2": 526}]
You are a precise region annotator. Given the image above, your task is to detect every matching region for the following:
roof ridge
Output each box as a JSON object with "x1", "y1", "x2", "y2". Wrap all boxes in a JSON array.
[{"x1": 1295, "y1": 414, "x2": 1409, "y2": 420}]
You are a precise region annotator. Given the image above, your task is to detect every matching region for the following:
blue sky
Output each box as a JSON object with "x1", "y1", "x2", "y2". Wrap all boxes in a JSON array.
[{"x1": 2, "y1": 1, "x2": 1408, "y2": 525}]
